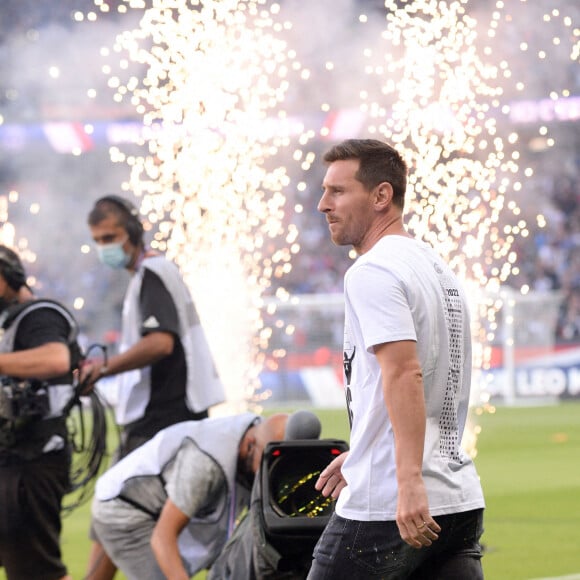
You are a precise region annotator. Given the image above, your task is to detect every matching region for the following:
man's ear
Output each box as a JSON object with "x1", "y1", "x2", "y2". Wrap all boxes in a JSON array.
[
  {"x1": 374, "y1": 182, "x2": 394, "y2": 209},
  {"x1": 239, "y1": 427, "x2": 256, "y2": 458},
  {"x1": 245, "y1": 427, "x2": 258, "y2": 449}
]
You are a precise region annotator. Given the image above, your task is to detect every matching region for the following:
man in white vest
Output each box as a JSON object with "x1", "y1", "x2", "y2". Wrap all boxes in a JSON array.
[
  {"x1": 0, "y1": 245, "x2": 81, "y2": 580},
  {"x1": 91, "y1": 413, "x2": 288, "y2": 580},
  {"x1": 83, "y1": 194, "x2": 226, "y2": 579}
]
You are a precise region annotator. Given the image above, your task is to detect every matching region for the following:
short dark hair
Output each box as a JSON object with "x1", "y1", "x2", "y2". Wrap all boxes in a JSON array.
[
  {"x1": 0, "y1": 245, "x2": 26, "y2": 290},
  {"x1": 323, "y1": 139, "x2": 408, "y2": 209},
  {"x1": 88, "y1": 195, "x2": 144, "y2": 246}
]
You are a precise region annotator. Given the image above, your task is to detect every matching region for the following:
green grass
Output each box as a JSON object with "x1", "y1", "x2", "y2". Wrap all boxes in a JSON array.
[
  {"x1": 475, "y1": 402, "x2": 580, "y2": 579},
  {"x1": 1, "y1": 403, "x2": 579, "y2": 579}
]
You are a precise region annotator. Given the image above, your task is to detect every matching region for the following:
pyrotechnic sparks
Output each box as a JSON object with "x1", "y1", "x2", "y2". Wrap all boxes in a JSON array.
[
  {"x1": 351, "y1": 0, "x2": 579, "y2": 438},
  {"x1": 361, "y1": 0, "x2": 521, "y2": 285},
  {"x1": 0, "y1": 194, "x2": 17, "y2": 248},
  {"x1": 354, "y1": 1, "x2": 526, "y2": 419},
  {"x1": 90, "y1": 0, "x2": 312, "y2": 408},
  {"x1": 0, "y1": 192, "x2": 38, "y2": 288}
]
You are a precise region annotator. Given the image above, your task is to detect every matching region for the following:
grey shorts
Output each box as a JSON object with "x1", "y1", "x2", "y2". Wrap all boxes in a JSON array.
[{"x1": 92, "y1": 516, "x2": 167, "y2": 580}]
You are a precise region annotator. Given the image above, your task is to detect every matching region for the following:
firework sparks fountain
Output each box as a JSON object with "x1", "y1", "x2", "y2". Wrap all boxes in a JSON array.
[
  {"x1": 347, "y1": 0, "x2": 579, "y2": 451},
  {"x1": 361, "y1": 0, "x2": 525, "y2": 432},
  {"x1": 91, "y1": 0, "x2": 312, "y2": 410}
]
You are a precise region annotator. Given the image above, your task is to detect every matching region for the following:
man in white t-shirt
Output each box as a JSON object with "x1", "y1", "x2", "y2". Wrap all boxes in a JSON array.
[{"x1": 308, "y1": 139, "x2": 485, "y2": 579}]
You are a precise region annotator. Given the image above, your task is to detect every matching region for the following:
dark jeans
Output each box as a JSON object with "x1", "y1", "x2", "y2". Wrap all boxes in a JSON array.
[{"x1": 307, "y1": 509, "x2": 484, "y2": 580}]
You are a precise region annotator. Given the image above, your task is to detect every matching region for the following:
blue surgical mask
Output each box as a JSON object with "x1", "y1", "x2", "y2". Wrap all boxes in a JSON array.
[{"x1": 96, "y1": 240, "x2": 131, "y2": 269}]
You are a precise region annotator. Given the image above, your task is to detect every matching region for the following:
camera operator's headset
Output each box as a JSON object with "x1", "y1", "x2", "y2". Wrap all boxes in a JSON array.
[
  {"x1": 0, "y1": 246, "x2": 27, "y2": 291},
  {"x1": 95, "y1": 194, "x2": 144, "y2": 246}
]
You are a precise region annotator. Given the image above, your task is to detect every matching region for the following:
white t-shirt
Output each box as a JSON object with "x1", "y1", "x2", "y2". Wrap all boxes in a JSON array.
[{"x1": 336, "y1": 235, "x2": 485, "y2": 521}]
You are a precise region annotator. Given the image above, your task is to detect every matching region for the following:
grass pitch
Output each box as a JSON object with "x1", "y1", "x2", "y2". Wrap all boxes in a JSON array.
[
  {"x1": 475, "y1": 402, "x2": 580, "y2": 579},
  {"x1": 306, "y1": 404, "x2": 580, "y2": 580},
  {"x1": 1, "y1": 402, "x2": 579, "y2": 579}
]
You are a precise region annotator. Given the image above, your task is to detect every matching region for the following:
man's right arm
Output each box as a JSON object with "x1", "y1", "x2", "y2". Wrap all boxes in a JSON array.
[
  {"x1": 151, "y1": 499, "x2": 190, "y2": 580},
  {"x1": 81, "y1": 331, "x2": 174, "y2": 387},
  {"x1": 375, "y1": 339, "x2": 440, "y2": 548},
  {"x1": 82, "y1": 266, "x2": 178, "y2": 387}
]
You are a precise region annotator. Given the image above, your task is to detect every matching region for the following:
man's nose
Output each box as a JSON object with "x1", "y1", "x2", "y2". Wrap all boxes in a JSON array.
[{"x1": 317, "y1": 193, "x2": 330, "y2": 213}]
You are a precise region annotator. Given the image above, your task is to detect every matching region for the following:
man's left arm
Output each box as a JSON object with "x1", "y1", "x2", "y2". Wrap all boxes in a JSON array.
[{"x1": 376, "y1": 339, "x2": 440, "y2": 548}]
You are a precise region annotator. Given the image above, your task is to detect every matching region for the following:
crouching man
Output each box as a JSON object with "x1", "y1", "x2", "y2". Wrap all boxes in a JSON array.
[{"x1": 91, "y1": 412, "x2": 288, "y2": 580}]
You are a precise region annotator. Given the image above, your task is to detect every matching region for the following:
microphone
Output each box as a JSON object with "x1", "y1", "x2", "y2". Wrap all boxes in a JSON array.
[{"x1": 284, "y1": 410, "x2": 322, "y2": 440}]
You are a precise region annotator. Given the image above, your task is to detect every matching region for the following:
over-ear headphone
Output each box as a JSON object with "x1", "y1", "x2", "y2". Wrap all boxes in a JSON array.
[
  {"x1": 96, "y1": 195, "x2": 144, "y2": 246},
  {"x1": 0, "y1": 246, "x2": 27, "y2": 291}
]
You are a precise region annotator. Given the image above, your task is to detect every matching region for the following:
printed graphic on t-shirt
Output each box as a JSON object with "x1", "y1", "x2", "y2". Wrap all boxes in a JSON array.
[
  {"x1": 343, "y1": 334, "x2": 355, "y2": 429},
  {"x1": 343, "y1": 346, "x2": 355, "y2": 385},
  {"x1": 434, "y1": 261, "x2": 464, "y2": 462}
]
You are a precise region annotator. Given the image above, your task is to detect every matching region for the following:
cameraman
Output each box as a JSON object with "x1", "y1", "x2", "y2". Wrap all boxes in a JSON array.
[{"x1": 0, "y1": 245, "x2": 79, "y2": 580}]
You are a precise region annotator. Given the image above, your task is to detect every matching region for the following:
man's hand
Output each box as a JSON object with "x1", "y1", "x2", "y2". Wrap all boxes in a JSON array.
[
  {"x1": 314, "y1": 451, "x2": 348, "y2": 499},
  {"x1": 79, "y1": 359, "x2": 105, "y2": 394},
  {"x1": 396, "y1": 475, "x2": 441, "y2": 548}
]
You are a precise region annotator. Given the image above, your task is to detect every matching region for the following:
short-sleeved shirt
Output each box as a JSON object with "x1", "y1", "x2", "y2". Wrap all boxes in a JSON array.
[
  {"x1": 126, "y1": 269, "x2": 195, "y2": 440},
  {"x1": 140, "y1": 270, "x2": 187, "y2": 409},
  {"x1": 13, "y1": 307, "x2": 72, "y2": 384},
  {"x1": 93, "y1": 438, "x2": 224, "y2": 527},
  {"x1": 336, "y1": 236, "x2": 485, "y2": 521},
  {"x1": 0, "y1": 305, "x2": 73, "y2": 459}
]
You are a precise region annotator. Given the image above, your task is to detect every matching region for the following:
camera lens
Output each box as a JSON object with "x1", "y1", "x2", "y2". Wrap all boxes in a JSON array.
[{"x1": 268, "y1": 449, "x2": 335, "y2": 518}]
